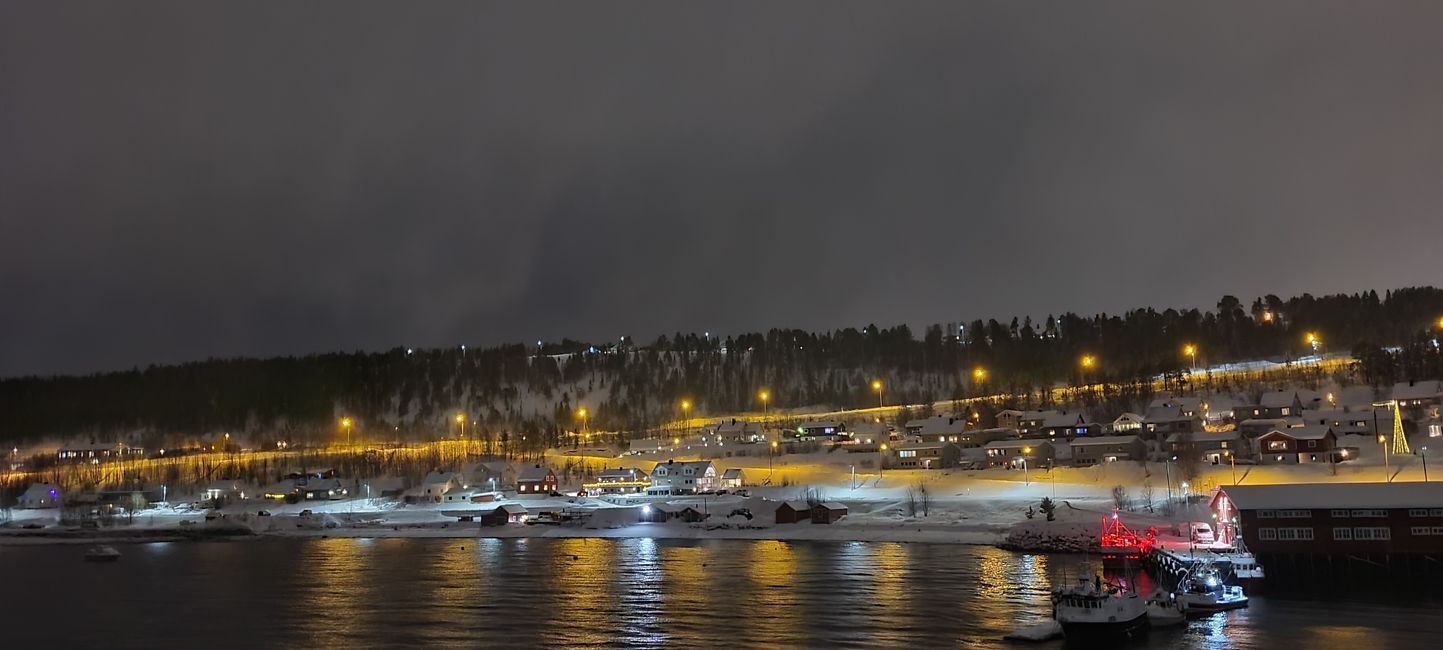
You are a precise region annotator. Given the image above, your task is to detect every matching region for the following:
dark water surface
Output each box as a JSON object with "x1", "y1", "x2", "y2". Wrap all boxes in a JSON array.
[{"x1": 1, "y1": 538, "x2": 1439, "y2": 649}]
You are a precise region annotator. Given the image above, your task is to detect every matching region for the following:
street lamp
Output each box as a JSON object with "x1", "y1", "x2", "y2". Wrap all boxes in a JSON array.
[
  {"x1": 769, "y1": 440, "x2": 778, "y2": 479},
  {"x1": 576, "y1": 408, "x2": 588, "y2": 444},
  {"x1": 455, "y1": 413, "x2": 466, "y2": 439},
  {"x1": 680, "y1": 400, "x2": 692, "y2": 433},
  {"x1": 1224, "y1": 449, "x2": 1237, "y2": 486},
  {"x1": 340, "y1": 417, "x2": 352, "y2": 449},
  {"x1": 1079, "y1": 355, "x2": 1097, "y2": 392},
  {"x1": 1423, "y1": 446, "x2": 1430, "y2": 482},
  {"x1": 758, "y1": 390, "x2": 770, "y2": 418},
  {"x1": 1305, "y1": 332, "x2": 1321, "y2": 353},
  {"x1": 1021, "y1": 446, "x2": 1031, "y2": 485},
  {"x1": 1379, "y1": 433, "x2": 1390, "y2": 482},
  {"x1": 1183, "y1": 344, "x2": 1197, "y2": 372},
  {"x1": 973, "y1": 367, "x2": 987, "y2": 393},
  {"x1": 872, "y1": 380, "x2": 884, "y2": 410},
  {"x1": 879, "y1": 442, "x2": 888, "y2": 478}
]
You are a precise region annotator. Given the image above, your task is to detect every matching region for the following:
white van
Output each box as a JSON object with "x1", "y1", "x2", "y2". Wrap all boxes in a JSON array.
[{"x1": 1188, "y1": 522, "x2": 1215, "y2": 544}]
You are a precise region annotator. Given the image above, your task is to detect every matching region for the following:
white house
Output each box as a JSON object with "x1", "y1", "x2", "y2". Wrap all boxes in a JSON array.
[
  {"x1": 18, "y1": 482, "x2": 62, "y2": 508},
  {"x1": 649, "y1": 460, "x2": 718, "y2": 494},
  {"x1": 720, "y1": 468, "x2": 746, "y2": 489},
  {"x1": 414, "y1": 471, "x2": 462, "y2": 503}
]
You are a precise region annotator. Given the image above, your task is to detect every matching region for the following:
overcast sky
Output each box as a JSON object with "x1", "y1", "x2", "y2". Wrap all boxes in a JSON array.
[{"x1": 4, "y1": 2, "x2": 1443, "y2": 377}]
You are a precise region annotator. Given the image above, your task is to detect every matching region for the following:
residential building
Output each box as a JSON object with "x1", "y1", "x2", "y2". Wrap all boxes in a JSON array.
[
  {"x1": 720, "y1": 468, "x2": 746, "y2": 489},
  {"x1": 1110, "y1": 413, "x2": 1144, "y2": 433},
  {"x1": 1237, "y1": 390, "x2": 1320, "y2": 420},
  {"x1": 1068, "y1": 436, "x2": 1147, "y2": 465},
  {"x1": 584, "y1": 467, "x2": 650, "y2": 495},
  {"x1": 1257, "y1": 426, "x2": 1340, "y2": 464},
  {"x1": 1390, "y1": 380, "x2": 1443, "y2": 415},
  {"x1": 417, "y1": 471, "x2": 462, "y2": 502},
  {"x1": 983, "y1": 440, "x2": 1055, "y2": 468},
  {"x1": 811, "y1": 502, "x2": 849, "y2": 524},
  {"x1": 890, "y1": 441, "x2": 962, "y2": 469},
  {"x1": 1142, "y1": 405, "x2": 1202, "y2": 437},
  {"x1": 701, "y1": 419, "x2": 766, "y2": 444},
  {"x1": 1238, "y1": 416, "x2": 1301, "y2": 438},
  {"x1": 774, "y1": 501, "x2": 812, "y2": 524},
  {"x1": 795, "y1": 421, "x2": 848, "y2": 440},
  {"x1": 1165, "y1": 430, "x2": 1248, "y2": 464},
  {"x1": 18, "y1": 482, "x2": 61, "y2": 508},
  {"x1": 517, "y1": 466, "x2": 559, "y2": 494},
  {"x1": 649, "y1": 459, "x2": 718, "y2": 494},
  {"x1": 479, "y1": 504, "x2": 529, "y2": 526},
  {"x1": 56, "y1": 441, "x2": 145, "y2": 464}
]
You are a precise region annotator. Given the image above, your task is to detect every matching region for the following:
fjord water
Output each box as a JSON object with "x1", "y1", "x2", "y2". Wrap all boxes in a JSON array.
[{"x1": 1, "y1": 538, "x2": 1438, "y2": 649}]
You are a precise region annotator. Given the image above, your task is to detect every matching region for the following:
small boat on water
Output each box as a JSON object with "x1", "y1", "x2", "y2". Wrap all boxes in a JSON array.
[
  {"x1": 1145, "y1": 591, "x2": 1187, "y2": 627},
  {"x1": 84, "y1": 545, "x2": 121, "y2": 562},
  {"x1": 1178, "y1": 562, "x2": 1248, "y2": 612},
  {"x1": 1052, "y1": 576, "x2": 1149, "y2": 642}
]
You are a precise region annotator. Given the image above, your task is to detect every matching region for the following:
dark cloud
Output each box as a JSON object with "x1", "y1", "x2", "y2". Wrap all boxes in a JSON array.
[{"x1": 4, "y1": 2, "x2": 1443, "y2": 375}]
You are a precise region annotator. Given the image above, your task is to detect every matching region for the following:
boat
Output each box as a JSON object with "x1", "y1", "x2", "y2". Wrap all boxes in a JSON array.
[
  {"x1": 84, "y1": 545, "x2": 121, "y2": 562},
  {"x1": 1052, "y1": 576, "x2": 1149, "y2": 642},
  {"x1": 1145, "y1": 591, "x2": 1187, "y2": 627},
  {"x1": 1098, "y1": 509, "x2": 1152, "y2": 566},
  {"x1": 1177, "y1": 561, "x2": 1248, "y2": 612}
]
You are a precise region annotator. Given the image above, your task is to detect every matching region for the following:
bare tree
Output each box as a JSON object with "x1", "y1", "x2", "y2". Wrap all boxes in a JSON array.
[
  {"x1": 913, "y1": 478, "x2": 932, "y2": 517},
  {"x1": 1111, "y1": 484, "x2": 1131, "y2": 511},
  {"x1": 1140, "y1": 482, "x2": 1155, "y2": 513}
]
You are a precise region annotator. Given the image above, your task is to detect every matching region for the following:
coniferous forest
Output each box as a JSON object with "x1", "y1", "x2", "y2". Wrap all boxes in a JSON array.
[{"x1": 4, "y1": 288, "x2": 1443, "y2": 450}]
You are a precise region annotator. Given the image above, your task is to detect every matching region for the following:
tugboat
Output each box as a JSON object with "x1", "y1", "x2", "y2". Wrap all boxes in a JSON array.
[
  {"x1": 1053, "y1": 575, "x2": 1149, "y2": 642},
  {"x1": 1177, "y1": 561, "x2": 1248, "y2": 612},
  {"x1": 84, "y1": 545, "x2": 122, "y2": 562}
]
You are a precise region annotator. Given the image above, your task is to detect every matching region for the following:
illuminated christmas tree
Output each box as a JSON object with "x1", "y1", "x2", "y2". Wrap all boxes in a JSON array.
[{"x1": 1392, "y1": 400, "x2": 1411, "y2": 455}]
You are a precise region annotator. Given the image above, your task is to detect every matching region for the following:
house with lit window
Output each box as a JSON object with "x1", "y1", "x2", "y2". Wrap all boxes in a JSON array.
[
  {"x1": 18, "y1": 482, "x2": 62, "y2": 508},
  {"x1": 701, "y1": 419, "x2": 767, "y2": 444},
  {"x1": 983, "y1": 439, "x2": 1054, "y2": 468},
  {"x1": 516, "y1": 466, "x2": 559, "y2": 495},
  {"x1": 584, "y1": 467, "x2": 651, "y2": 495},
  {"x1": 794, "y1": 421, "x2": 847, "y2": 441},
  {"x1": 1391, "y1": 381, "x2": 1443, "y2": 417},
  {"x1": 1165, "y1": 430, "x2": 1248, "y2": 464},
  {"x1": 1236, "y1": 390, "x2": 1320, "y2": 420},
  {"x1": 890, "y1": 441, "x2": 962, "y2": 469},
  {"x1": 1213, "y1": 482, "x2": 1443, "y2": 556},
  {"x1": 1237, "y1": 416, "x2": 1301, "y2": 438},
  {"x1": 648, "y1": 459, "x2": 717, "y2": 494},
  {"x1": 1068, "y1": 436, "x2": 1146, "y2": 466},
  {"x1": 56, "y1": 441, "x2": 145, "y2": 464},
  {"x1": 1141, "y1": 405, "x2": 1202, "y2": 437},
  {"x1": 1256, "y1": 426, "x2": 1340, "y2": 464},
  {"x1": 720, "y1": 468, "x2": 746, "y2": 489},
  {"x1": 1110, "y1": 413, "x2": 1144, "y2": 433}
]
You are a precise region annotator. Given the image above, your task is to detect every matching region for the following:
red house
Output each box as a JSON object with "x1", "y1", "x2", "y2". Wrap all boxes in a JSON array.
[
  {"x1": 774, "y1": 501, "x2": 811, "y2": 524},
  {"x1": 1256, "y1": 426, "x2": 1339, "y2": 464},
  {"x1": 517, "y1": 465, "x2": 558, "y2": 494},
  {"x1": 1217, "y1": 483, "x2": 1443, "y2": 556}
]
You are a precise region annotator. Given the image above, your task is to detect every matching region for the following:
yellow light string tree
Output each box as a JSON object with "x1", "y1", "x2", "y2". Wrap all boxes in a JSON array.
[{"x1": 1392, "y1": 400, "x2": 1411, "y2": 456}]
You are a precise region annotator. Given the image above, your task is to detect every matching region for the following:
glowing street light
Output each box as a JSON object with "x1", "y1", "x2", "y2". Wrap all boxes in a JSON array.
[
  {"x1": 1379, "y1": 433, "x2": 1391, "y2": 482},
  {"x1": 455, "y1": 413, "x2": 467, "y2": 439},
  {"x1": 769, "y1": 440, "x2": 779, "y2": 478},
  {"x1": 973, "y1": 367, "x2": 987, "y2": 382},
  {"x1": 1183, "y1": 344, "x2": 1197, "y2": 372},
  {"x1": 680, "y1": 400, "x2": 692, "y2": 433},
  {"x1": 340, "y1": 417, "x2": 352, "y2": 448},
  {"x1": 872, "y1": 380, "x2": 884, "y2": 410},
  {"x1": 576, "y1": 408, "x2": 588, "y2": 437},
  {"x1": 1422, "y1": 446, "x2": 1430, "y2": 482},
  {"x1": 758, "y1": 390, "x2": 770, "y2": 417},
  {"x1": 1224, "y1": 449, "x2": 1237, "y2": 486},
  {"x1": 1305, "y1": 332, "x2": 1321, "y2": 353}
]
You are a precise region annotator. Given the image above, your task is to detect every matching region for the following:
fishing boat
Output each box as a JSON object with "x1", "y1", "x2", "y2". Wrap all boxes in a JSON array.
[
  {"x1": 84, "y1": 545, "x2": 122, "y2": 562},
  {"x1": 1098, "y1": 509, "x2": 1155, "y2": 567},
  {"x1": 1145, "y1": 591, "x2": 1187, "y2": 627},
  {"x1": 1052, "y1": 576, "x2": 1149, "y2": 642},
  {"x1": 1177, "y1": 561, "x2": 1248, "y2": 612}
]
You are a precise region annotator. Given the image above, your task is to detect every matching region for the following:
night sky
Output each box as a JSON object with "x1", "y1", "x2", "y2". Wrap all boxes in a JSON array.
[{"x1": 4, "y1": 2, "x2": 1443, "y2": 377}]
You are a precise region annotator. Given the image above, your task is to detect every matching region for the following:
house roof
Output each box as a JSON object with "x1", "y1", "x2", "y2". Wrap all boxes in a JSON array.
[
  {"x1": 518, "y1": 466, "x2": 554, "y2": 482},
  {"x1": 780, "y1": 500, "x2": 811, "y2": 511},
  {"x1": 654, "y1": 460, "x2": 713, "y2": 473},
  {"x1": 599, "y1": 467, "x2": 647, "y2": 480},
  {"x1": 422, "y1": 471, "x2": 457, "y2": 485},
  {"x1": 797, "y1": 421, "x2": 845, "y2": 430},
  {"x1": 721, "y1": 468, "x2": 744, "y2": 479},
  {"x1": 1239, "y1": 416, "x2": 1302, "y2": 427},
  {"x1": 1224, "y1": 482, "x2": 1443, "y2": 510},
  {"x1": 1261, "y1": 425, "x2": 1333, "y2": 440},
  {"x1": 906, "y1": 415, "x2": 968, "y2": 435},
  {"x1": 1113, "y1": 412, "x2": 1144, "y2": 424},
  {"x1": 1164, "y1": 431, "x2": 1241, "y2": 444},
  {"x1": 984, "y1": 439, "x2": 1051, "y2": 450},
  {"x1": 1391, "y1": 381, "x2": 1443, "y2": 401},
  {"x1": 497, "y1": 504, "x2": 529, "y2": 515},
  {"x1": 893, "y1": 440, "x2": 957, "y2": 451},
  {"x1": 817, "y1": 502, "x2": 848, "y2": 510},
  {"x1": 1148, "y1": 396, "x2": 1206, "y2": 411},
  {"x1": 1068, "y1": 435, "x2": 1142, "y2": 447},
  {"x1": 1143, "y1": 406, "x2": 1196, "y2": 423}
]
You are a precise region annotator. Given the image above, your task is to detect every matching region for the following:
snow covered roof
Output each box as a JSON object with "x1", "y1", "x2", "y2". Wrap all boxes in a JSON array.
[
  {"x1": 1067, "y1": 435, "x2": 1142, "y2": 447},
  {"x1": 906, "y1": 415, "x2": 968, "y2": 435},
  {"x1": 422, "y1": 471, "x2": 457, "y2": 485},
  {"x1": 1238, "y1": 416, "x2": 1300, "y2": 427},
  {"x1": 984, "y1": 439, "x2": 1051, "y2": 450},
  {"x1": 797, "y1": 420, "x2": 845, "y2": 430},
  {"x1": 817, "y1": 502, "x2": 848, "y2": 511},
  {"x1": 1148, "y1": 396, "x2": 1206, "y2": 411},
  {"x1": 721, "y1": 468, "x2": 744, "y2": 479},
  {"x1": 496, "y1": 504, "x2": 529, "y2": 515},
  {"x1": 1164, "y1": 431, "x2": 1240, "y2": 444},
  {"x1": 893, "y1": 440, "x2": 957, "y2": 451},
  {"x1": 1261, "y1": 425, "x2": 1333, "y2": 440},
  {"x1": 780, "y1": 500, "x2": 811, "y2": 510},
  {"x1": 599, "y1": 467, "x2": 647, "y2": 480},
  {"x1": 1224, "y1": 483, "x2": 1443, "y2": 510},
  {"x1": 1143, "y1": 406, "x2": 1195, "y2": 423},
  {"x1": 518, "y1": 466, "x2": 554, "y2": 482},
  {"x1": 22, "y1": 482, "x2": 59, "y2": 497},
  {"x1": 1040, "y1": 412, "x2": 1085, "y2": 428},
  {"x1": 1112, "y1": 412, "x2": 1144, "y2": 424},
  {"x1": 1259, "y1": 390, "x2": 1321, "y2": 408},
  {"x1": 1391, "y1": 381, "x2": 1443, "y2": 401}
]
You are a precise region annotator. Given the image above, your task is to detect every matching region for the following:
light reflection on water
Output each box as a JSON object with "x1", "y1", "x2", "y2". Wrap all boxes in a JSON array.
[{"x1": 2, "y1": 538, "x2": 1441, "y2": 649}]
